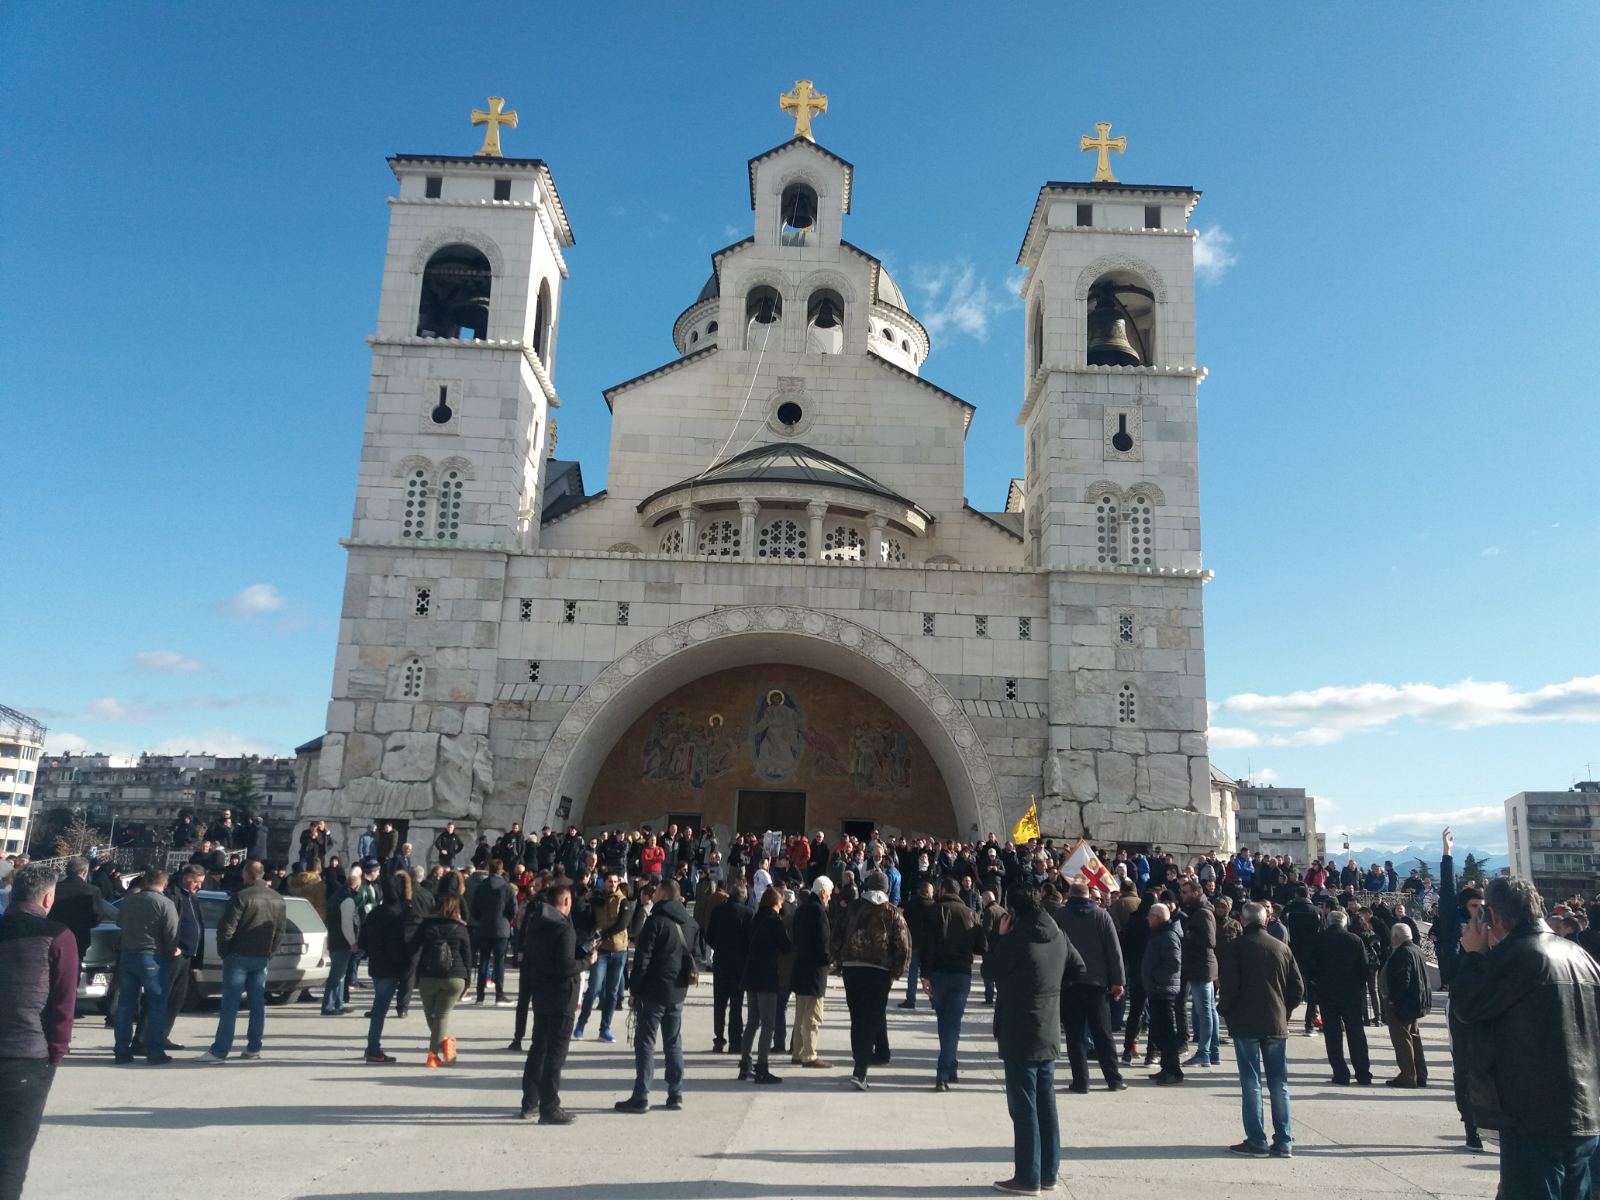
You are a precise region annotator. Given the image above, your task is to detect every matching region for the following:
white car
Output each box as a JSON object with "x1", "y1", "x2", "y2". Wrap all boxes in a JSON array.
[{"x1": 82, "y1": 889, "x2": 330, "y2": 1007}]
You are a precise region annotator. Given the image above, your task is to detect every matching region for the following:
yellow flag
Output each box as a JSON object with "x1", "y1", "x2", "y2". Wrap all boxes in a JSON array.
[{"x1": 1011, "y1": 799, "x2": 1040, "y2": 844}]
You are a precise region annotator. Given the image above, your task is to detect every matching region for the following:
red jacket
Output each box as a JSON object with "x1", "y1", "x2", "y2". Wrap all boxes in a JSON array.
[{"x1": 641, "y1": 845, "x2": 666, "y2": 875}]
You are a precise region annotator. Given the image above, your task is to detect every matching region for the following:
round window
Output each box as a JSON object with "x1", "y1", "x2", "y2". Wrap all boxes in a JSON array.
[{"x1": 777, "y1": 401, "x2": 803, "y2": 427}]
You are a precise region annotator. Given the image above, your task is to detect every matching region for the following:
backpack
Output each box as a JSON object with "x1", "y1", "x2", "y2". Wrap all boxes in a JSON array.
[
  {"x1": 1363, "y1": 935, "x2": 1382, "y2": 970},
  {"x1": 420, "y1": 927, "x2": 454, "y2": 974}
]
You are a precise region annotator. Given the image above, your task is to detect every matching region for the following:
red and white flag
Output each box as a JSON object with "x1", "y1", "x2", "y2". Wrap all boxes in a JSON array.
[{"x1": 1061, "y1": 838, "x2": 1118, "y2": 895}]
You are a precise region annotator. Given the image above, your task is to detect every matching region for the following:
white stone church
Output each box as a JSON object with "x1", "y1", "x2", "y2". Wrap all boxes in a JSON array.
[{"x1": 294, "y1": 89, "x2": 1226, "y2": 859}]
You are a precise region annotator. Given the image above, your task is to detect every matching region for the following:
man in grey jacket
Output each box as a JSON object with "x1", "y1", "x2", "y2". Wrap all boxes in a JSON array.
[
  {"x1": 113, "y1": 868, "x2": 179, "y2": 1064},
  {"x1": 1053, "y1": 879, "x2": 1126, "y2": 1092},
  {"x1": 199, "y1": 861, "x2": 286, "y2": 1063}
]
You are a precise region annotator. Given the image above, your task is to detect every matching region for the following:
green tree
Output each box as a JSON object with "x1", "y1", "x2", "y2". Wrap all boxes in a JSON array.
[
  {"x1": 218, "y1": 769, "x2": 265, "y2": 824},
  {"x1": 1412, "y1": 857, "x2": 1435, "y2": 885},
  {"x1": 1461, "y1": 853, "x2": 1486, "y2": 886}
]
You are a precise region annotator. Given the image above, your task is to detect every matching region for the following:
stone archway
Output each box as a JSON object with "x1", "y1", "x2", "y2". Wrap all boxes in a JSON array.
[{"x1": 522, "y1": 605, "x2": 1004, "y2": 837}]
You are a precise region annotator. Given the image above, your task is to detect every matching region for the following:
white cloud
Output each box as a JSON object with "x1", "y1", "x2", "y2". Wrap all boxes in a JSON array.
[
  {"x1": 1212, "y1": 674, "x2": 1600, "y2": 750},
  {"x1": 1192, "y1": 227, "x2": 1237, "y2": 283},
  {"x1": 1250, "y1": 767, "x2": 1280, "y2": 785},
  {"x1": 1481, "y1": 546, "x2": 1503, "y2": 557},
  {"x1": 1208, "y1": 726, "x2": 1262, "y2": 750},
  {"x1": 146, "y1": 730, "x2": 289, "y2": 757},
  {"x1": 131, "y1": 650, "x2": 206, "y2": 674},
  {"x1": 84, "y1": 696, "x2": 141, "y2": 722},
  {"x1": 44, "y1": 731, "x2": 91, "y2": 754},
  {"x1": 910, "y1": 260, "x2": 1018, "y2": 343},
  {"x1": 219, "y1": 583, "x2": 286, "y2": 619}
]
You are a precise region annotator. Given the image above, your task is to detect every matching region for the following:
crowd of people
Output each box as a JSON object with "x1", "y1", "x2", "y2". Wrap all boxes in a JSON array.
[{"x1": 2, "y1": 820, "x2": 1598, "y2": 1198}]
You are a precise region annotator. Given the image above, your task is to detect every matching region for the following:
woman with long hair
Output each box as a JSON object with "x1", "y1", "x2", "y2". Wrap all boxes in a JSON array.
[
  {"x1": 409, "y1": 887, "x2": 473, "y2": 1067},
  {"x1": 737, "y1": 886, "x2": 793, "y2": 1085}
]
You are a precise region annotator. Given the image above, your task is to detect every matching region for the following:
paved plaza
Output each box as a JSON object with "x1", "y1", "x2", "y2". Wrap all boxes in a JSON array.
[{"x1": 33, "y1": 982, "x2": 1495, "y2": 1199}]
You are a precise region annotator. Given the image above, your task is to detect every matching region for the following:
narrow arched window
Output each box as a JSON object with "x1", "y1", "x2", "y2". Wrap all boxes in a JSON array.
[
  {"x1": 659, "y1": 528, "x2": 683, "y2": 555},
  {"x1": 697, "y1": 519, "x2": 740, "y2": 557},
  {"x1": 805, "y1": 289, "x2": 844, "y2": 354},
  {"x1": 435, "y1": 469, "x2": 464, "y2": 540},
  {"x1": 417, "y1": 244, "x2": 492, "y2": 340},
  {"x1": 1095, "y1": 493, "x2": 1120, "y2": 565},
  {"x1": 1031, "y1": 297, "x2": 1044, "y2": 372},
  {"x1": 401, "y1": 658, "x2": 426, "y2": 700},
  {"x1": 532, "y1": 279, "x2": 552, "y2": 364},
  {"x1": 1117, "y1": 683, "x2": 1137, "y2": 725},
  {"x1": 879, "y1": 539, "x2": 905, "y2": 564},
  {"x1": 401, "y1": 469, "x2": 430, "y2": 540},
  {"x1": 1127, "y1": 492, "x2": 1154, "y2": 566}
]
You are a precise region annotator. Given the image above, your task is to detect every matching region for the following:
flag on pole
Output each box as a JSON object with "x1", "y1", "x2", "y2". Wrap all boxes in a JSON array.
[
  {"x1": 1011, "y1": 798, "x2": 1040, "y2": 844},
  {"x1": 1061, "y1": 837, "x2": 1118, "y2": 894}
]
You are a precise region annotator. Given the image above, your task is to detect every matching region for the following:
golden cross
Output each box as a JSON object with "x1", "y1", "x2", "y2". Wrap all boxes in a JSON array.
[
  {"x1": 1079, "y1": 121, "x2": 1127, "y2": 184},
  {"x1": 779, "y1": 79, "x2": 828, "y2": 142},
  {"x1": 471, "y1": 96, "x2": 518, "y2": 157}
]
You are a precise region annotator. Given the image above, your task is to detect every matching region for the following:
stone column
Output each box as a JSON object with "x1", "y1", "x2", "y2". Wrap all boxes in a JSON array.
[
  {"x1": 806, "y1": 500, "x2": 828, "y2": 558},
  {"x1": 739, "y1": 499, "x2": 759, "y2": 559},
  {"x1": 678, "y1": 506, "x2": 698, "y2": 556},
  {"x1": 866, "y1": 514, "x2": 887, "y2": 565}
]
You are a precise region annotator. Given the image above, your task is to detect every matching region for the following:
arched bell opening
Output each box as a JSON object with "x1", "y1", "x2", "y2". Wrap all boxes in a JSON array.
[
  {"x1": 417, "y1": 244, "x2": 493, "y2": 340},
  {"x1": 746, "y1": 285, "x2": 783, "y2": 348},
  {"x1": 532, "y1": 279, "x2": 552, "y2": 364},
  {"x1": 780, "y1": 182, "x2": 818, "y2": 247},
  {"x1": 805, "y1": 288, "x2": 844, "y2": 354},
  {"x1": 1085, "y1": 270, "x2": 1156, "y2": 367}
]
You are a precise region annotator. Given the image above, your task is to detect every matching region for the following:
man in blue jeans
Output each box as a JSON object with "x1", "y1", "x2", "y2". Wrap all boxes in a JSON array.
[
  {"x1": 1178, "y1": 881, "x2": 1220, "y2": 1069},
  {"x1": 922, "y1": 877, "x2": 988, "y2": 1089},
  {"x1": 575, "y1": 872, "x2": 631, "y2": 1042},
  {"x1": 199, "y1": 862, "x2": 286, "y2": 1063},
  {"x1": 1218, "y1": 900, "x2": 1303, "y2": 1157},
  {"x1": 113, "y1": 867, "x2": 179, "y2": 1065},
  {"x1": 358, "y1": 882, "x2": 410, "y2": 1063},
  {"x1": 981, "y1": 885, "x2": 1084, "y2": 1195}
]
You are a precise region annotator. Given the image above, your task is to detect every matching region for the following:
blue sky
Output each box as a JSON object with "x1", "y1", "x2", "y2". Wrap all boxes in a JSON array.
[{"x1": 4, "y1": 4, "x2": 1596, "y2": 852}]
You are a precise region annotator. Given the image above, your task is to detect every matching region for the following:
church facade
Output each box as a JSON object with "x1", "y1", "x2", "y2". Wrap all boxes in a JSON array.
[{"x1": 294, "y1": 92, "x2": 1225, "y2": 857}]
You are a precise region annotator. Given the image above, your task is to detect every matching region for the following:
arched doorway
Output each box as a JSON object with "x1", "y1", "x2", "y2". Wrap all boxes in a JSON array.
[
  {"x1": 587, "y1": 663, "x2": 955, "y2": 838},
  {"x1": 521, "y1": 605, "x2": 1004, "y2": 838}
]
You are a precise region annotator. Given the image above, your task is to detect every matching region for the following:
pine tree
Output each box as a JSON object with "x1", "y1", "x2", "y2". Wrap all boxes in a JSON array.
[
  {"x1": 218, "y1": 769, "x2": 265, "y2": 824},
  {"x1": 1461, "y1": 853, "x2": 1485, "y2": 886}
]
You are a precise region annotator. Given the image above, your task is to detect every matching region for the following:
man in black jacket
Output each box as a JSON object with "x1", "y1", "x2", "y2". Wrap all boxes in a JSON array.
[
  {"x1": 615, "y1": 879, "x2": 695, "y2": 1113},
  {"x1": 51, "y1": 857, "x2": 115, "y2": 958},
  {"x1": 519, "y1": 883, "x2": 591, "y2": 1123},
  {"x1": 1280, "y1": 886, "x2": 1323, "y2": 1035},
  {"x1": 470, "y1": 859, "x2": 516, "y2": 1004},
  {"x1": 790, "y1": 876, "x2": 833, "y2": 1068},
  {"x1": 359, "y1": 890, "x2": 410, "y2": 1063},
  {"x1": 1309, "y1": 909, "x2": 1372, "y2": 1085},
  {"x1": 1054, "y1": 879, "x2": 1126, "y2": 1092},
  {"x1": 1454, "y1": 875, "x2": 1600, "y2": 1193},
  {"x1": 706, "y1": 882, "x2": 753, "y2": 1052},
  {"x1": 432, "y1": 822, "x2": 464, "y2": 870}
]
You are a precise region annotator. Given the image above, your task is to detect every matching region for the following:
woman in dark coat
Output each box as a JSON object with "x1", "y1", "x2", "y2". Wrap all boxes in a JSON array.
[{"x1": 737, "y1": 886, "x2": 793, "y2": 1084}]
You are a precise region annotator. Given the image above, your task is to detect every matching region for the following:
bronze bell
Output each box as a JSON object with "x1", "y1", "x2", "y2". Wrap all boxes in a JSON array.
[
  {"x1": 448, "y1": 294, "x2": 492, "y2": 341},
  {"x1": 811, "y1": 297, "x2": 839, "y2": 329},
  {"x1": 1086, "y1": 286, "x2": 1141, "y2": 367}
]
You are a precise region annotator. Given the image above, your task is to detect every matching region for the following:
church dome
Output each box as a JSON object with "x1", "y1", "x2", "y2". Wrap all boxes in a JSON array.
[
  {"x1": 875, "y1": 267, "x2": 907, "y2": 312},
  {"x1": 695, "y1": 272, "x2": 719, "y2": 304}
]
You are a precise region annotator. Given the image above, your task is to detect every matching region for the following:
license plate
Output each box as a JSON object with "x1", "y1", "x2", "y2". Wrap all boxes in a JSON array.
[{"x1": 90, "y1": 974, "x2": 109, "y2": 987}]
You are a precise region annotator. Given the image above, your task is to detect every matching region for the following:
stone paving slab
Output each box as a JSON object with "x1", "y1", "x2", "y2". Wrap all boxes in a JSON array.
[{"x1": 32, "y1": 982, "x2": 1496, "y2": 1199}]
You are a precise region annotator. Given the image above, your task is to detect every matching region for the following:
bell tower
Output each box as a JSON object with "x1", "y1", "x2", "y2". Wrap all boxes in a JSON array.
[
  {"x1": 1019, "y1": 123, "x2": 1220, "y2": 845},
  {"x1": 354, "y1": 97, "x2": 574, "y2": 551}
]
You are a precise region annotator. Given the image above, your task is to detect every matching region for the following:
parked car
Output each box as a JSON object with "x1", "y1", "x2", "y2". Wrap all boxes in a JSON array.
[{"x1": 81, "y1": 890, "x2": 328, "y2": 1008}]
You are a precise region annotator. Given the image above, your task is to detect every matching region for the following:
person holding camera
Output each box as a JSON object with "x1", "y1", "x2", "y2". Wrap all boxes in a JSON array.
[
  {"x1": 573, "y1": 871, "x2": 631, "y2": 1043},
  {"x1": 614, "y1": 879, "x2": 696, "y2": 1114}
]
